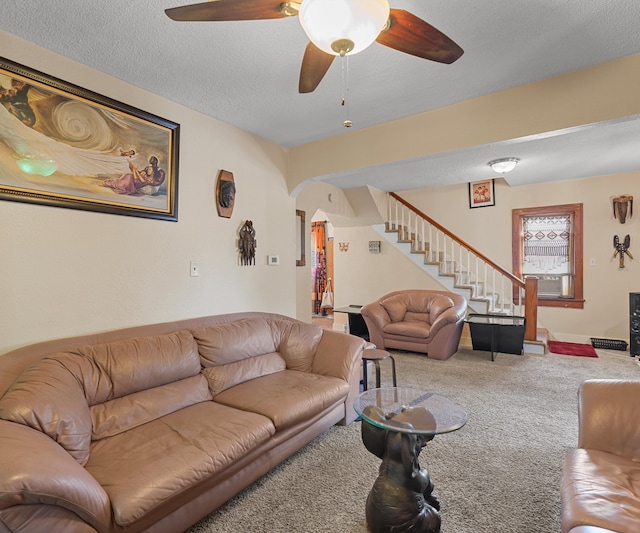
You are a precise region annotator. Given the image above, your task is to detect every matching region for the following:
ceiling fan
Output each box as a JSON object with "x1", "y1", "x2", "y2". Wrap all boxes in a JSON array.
[{"x1": 165, "y1": 0, "x2": 464, "y2": 93}]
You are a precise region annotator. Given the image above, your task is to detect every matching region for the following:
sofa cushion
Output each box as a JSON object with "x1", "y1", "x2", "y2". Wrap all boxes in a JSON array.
[
  {"x1": 78, "y1": 330, "x2": 201, "y2": 403},
  {"x1": 272, "y1": 320, "x2": 323, "y2": 372},
  {"x1": 91, "y1": 374, "x2": 211, "y2": 440},
  {"x1": 213, "y1": 369, "x2": 348, "y2": 430},
  {"x1": 380, "y1": 293, "x2": 455, "y2": 324},
  {"x1": 562, "y1": 448, "x2": 640, "y2": 533},
  {"x1": 202, "y1": 352, "x2": 286, "y2": 396},
  {"x1": 192, "y1": 318, "x2": 280, "y2": 366},
  {"x1": 86, "y1": 401, "x2": 275, "y2": 527},
  {"x1": 0, "y1": 330, "x2": 209, "y2": 464},
  {"x1": 76, "y1": 330, "x2": 211, "y2": 440},
  {"x1": 383, "y1": 320, "x2": 432, "y2": 339},
  {"x1": 380, "y1": 295, "x2": 409, "y2": 322},
  {"x1": 192, "y1": 318, "x2": 324, "y2": 394}
]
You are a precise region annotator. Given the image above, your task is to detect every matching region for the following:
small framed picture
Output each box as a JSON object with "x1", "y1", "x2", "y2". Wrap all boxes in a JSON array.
[{"x1": 469, "y1": 179, "x2": 495, "y2": 208}]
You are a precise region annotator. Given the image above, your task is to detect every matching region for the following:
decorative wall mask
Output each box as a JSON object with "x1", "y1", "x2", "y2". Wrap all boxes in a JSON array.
[
  {"x1": 216, "y1": 169, "x2": 236, "y2": 218},
  {"x1": 612, "y1": 195, "x2": 633, "y2": 224},
  {"x1": 613, "y1": 234, "x2": 633, "y2": 268},
  {"x1": 239, "y1": 220, "x2": 256, "y2": 265}
]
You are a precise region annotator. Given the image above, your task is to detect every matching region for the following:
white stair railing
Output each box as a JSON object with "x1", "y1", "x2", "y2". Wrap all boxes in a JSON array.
[{"x1": 386, "y1": 193, "x2": 525, "y2": 315}]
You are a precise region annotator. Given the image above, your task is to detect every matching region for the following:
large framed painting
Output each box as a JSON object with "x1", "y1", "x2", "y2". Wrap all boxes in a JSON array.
[{"x1": 0, "y1": 57, "x2": 179, "y2": 221}]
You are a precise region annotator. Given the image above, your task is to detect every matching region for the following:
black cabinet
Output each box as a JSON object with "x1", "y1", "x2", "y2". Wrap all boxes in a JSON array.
[
  {"x1": 466, "y1": 314, "x2": 526, "y2": 361},
  {"x1": 334, "y1": 306, "x2": 369, "y2": 341},
  {"x1": 630, "y1": 293, "x2": 640, "y2": 356}
]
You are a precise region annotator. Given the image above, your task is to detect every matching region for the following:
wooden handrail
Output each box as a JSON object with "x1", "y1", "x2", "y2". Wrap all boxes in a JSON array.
[
  {"x1": 390, "y1": 193, "x2": 523, "y2": 287},
  {"x1": 390, "y1": 192, "x2": 538, "y2": 342},
  {"x1": 524, "y1": 277, "x2": 539, "y2": 341}
]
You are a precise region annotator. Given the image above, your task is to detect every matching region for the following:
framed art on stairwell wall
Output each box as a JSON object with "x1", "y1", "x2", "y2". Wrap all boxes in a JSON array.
[{"x1": 469, "y1": 178, "x2": 495, "y2": 208}]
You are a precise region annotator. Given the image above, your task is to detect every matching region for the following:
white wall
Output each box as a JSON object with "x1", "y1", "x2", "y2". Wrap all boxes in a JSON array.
[{"x1": 0, "y1": 32, "x2": 295, "y2": 354}]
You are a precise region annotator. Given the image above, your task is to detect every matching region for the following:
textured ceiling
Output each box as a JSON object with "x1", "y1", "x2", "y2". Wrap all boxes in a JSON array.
[{"x1": 2, "y1": 0, "x2": 640, "y2": 191}]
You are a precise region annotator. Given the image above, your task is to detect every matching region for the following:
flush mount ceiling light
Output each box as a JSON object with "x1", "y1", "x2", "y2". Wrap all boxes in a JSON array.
[
  {"x1": 488, "y1": 157, "x2": 520, "y2": 174},
  {"x1": 299, "y1": 0, "x2": 390, "y2": 56}
]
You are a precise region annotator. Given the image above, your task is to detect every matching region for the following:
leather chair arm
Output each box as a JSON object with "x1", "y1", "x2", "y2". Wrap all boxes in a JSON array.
[
  {"x1": 0, "y1": 420, "x2": 111, "y2": 531},
  {"x1": 577, "y1": 379, "x2": 640, "y2": 459},
  {"x1": 360, "y1": 302, "x2": 391, "y2": 330},
  {"x1": 428, "y1": 306, "x2": 463, "y2": 337}
]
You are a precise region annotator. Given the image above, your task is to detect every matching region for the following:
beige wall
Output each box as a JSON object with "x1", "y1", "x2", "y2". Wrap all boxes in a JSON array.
[
  {"x1": 3, "y1": 32, "x2": 637, "y2": 353},
  {"x1": 332, "y1": 225, "x2": 446, "y2": 308},
  {"x1": 288, "y1": 54, "x2": 640, "y2": 192},
  {"x1": 326, "y1": 173, "x2": 639, "y2": 343},
  {"x1": 0, "y1": 32, "x2": 295, "y2": 354}
]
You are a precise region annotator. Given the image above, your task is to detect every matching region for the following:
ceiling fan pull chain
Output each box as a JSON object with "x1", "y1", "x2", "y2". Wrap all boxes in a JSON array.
[{"x1": 342, "y1": 55, "x2": 352, "y2": 128}]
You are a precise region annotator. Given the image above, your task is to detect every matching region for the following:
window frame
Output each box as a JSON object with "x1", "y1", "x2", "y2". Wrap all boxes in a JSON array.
[{"x1": 512, "y1": 203, "x2": 584, "y2": 309}]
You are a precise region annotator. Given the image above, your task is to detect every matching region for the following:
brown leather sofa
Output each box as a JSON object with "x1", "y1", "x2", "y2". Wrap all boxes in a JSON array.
[
  {"x1": 361, "y1": 290, "x2": 467, "y2": 360},
  {"x1": 561, "y1": 379, "x2": 640, "y2": 533},
  {"x1": 0, "y1": 312, "x2": 365, "y2": 533}
]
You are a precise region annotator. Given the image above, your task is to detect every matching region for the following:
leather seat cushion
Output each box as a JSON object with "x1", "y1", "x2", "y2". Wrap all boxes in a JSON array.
[
  {"x1": 383, "y1": 320, "x2": 431, "y2": 339},
  {"x1": 562, "y1": 448, "x2": 640, "y2": 533},
  {"x1": 86, "y1": 401, "x2": 274, "y2": 527},
  {"x1": 213, "y1": 370, "x2": 348, "y2": 431}
]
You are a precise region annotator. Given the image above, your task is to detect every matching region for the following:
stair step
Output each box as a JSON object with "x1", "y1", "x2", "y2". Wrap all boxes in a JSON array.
[{"x1": 524, "y1": 329, "x2": 549, "y2": 354}]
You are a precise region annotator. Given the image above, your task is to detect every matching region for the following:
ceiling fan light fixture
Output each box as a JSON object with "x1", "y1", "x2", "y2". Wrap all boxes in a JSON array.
[
  {"x1": 488, "y1": 157, "x2": 520, "y2": 174},
  {"x1": 299, "y1": 0, "x2": 390, "y2": 56}
]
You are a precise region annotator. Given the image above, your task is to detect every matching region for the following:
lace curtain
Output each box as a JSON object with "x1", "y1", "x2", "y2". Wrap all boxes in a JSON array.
[{"x1": 522, "y1": 215, "x2": 572, "y2": 274}]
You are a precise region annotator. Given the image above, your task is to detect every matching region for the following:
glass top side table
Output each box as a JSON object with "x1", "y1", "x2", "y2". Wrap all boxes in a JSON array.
[
  {"x1": 354, "y1": 386, "x2": 467, "y2": 435},
  {"x1": 354, "y1": 387, "x2": 467, "y2": 533}
]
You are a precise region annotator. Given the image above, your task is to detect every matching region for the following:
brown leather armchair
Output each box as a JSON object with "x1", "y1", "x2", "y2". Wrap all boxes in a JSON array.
[
  {"x1": 561, "y1": 379, "x2": 640, "y2": 533},
  {"x1": 360, "y1": 290, "x2": 467, "y2": 360}
]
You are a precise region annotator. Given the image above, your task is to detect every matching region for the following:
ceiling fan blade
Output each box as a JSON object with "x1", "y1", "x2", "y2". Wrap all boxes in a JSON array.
[
  {"x1": 299, "y1": 42, "x2": 336, "y2": 93},
  {"x1": 376, "y1": 9, "x2": 464, "y2": 64},
  {"x1": 165, "y1": 0, "x2": 292, "y2": 22}
]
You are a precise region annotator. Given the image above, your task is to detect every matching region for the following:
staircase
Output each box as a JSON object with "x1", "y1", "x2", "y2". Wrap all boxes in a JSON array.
[
  {"x1": 373, "y1": 222, "x2": 504, "y2": 315},
  {"x1": 382, "y1": 193, "x2": 545, "y2": 353}
]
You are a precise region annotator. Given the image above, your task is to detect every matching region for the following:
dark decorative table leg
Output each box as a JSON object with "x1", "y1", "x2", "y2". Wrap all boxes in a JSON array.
[{"x1": 361, "y1": 407, "x2": 441, "y2": 533}]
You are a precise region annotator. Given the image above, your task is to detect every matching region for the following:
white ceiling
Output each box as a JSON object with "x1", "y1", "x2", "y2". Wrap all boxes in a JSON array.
[{"x1": 2, "y1": 0, "x2": 640, "y2": 191}]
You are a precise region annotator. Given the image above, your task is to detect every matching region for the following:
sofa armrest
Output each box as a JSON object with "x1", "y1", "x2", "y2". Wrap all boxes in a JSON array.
[
  {"x1": 577, "y1": 379, "x2": 640, "y2": 459},
  {"x1": 0, "y1": 420, "x2": 111, "y2": 531},
  {"x1": 312, "y1": 329, "x2": 366, "y2": 381},
  {"x1": 312, "y1": 329, "x2": 366, "y2": 425}
]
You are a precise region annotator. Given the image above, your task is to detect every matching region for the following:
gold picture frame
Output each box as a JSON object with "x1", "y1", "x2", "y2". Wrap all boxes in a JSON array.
[
  {"x1": 469, "y1": 179, "x2": 495, "y2": 208},
  {"x1": 0, "y1": 57, "x2": 179, "y2": 221}
]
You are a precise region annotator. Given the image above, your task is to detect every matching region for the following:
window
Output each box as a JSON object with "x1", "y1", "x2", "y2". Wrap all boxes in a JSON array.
[{"x1": 512, "y1": 203, "x2": 584, "y2": 308}]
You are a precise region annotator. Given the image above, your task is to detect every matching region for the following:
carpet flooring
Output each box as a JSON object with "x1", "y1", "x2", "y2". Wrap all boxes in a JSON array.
[
  {"x1": 548, "y1": 340, "x2": 598, "y2": 358},
  {"x1": 186, "y1": 346, "x2": 637, "y2": 533}
]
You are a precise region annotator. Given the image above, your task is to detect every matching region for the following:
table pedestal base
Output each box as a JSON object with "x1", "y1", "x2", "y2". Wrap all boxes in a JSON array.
[{"x1": 362, "y1": 410, "x2": 441, "y2": 533}]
